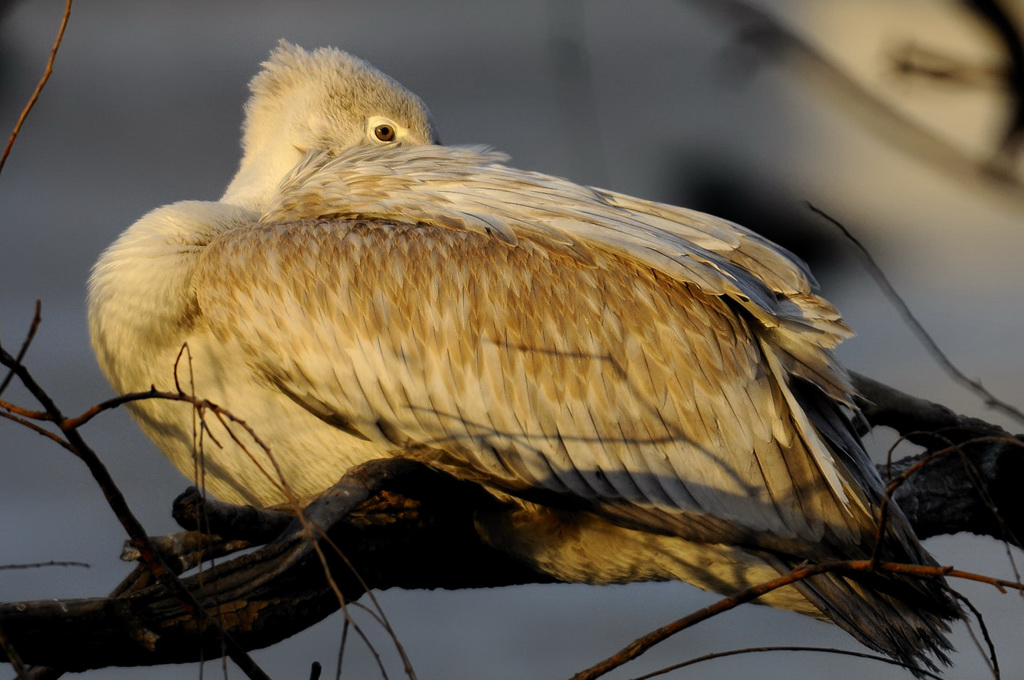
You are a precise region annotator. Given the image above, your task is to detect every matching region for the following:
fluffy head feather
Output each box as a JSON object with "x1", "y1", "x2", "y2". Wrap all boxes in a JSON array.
[{"x1": 223, "y1": 41, "x2": 440, "y2": 208}]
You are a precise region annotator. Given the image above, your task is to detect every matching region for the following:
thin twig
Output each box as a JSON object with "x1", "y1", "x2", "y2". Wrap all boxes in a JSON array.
[
  {"x1": 628, "y1": 645, "x2": 943, "y2": 680},
  {"x1": 335, "y1": 617, "x2": 351, "y2": 680},
  {"x1": 955, "y1": 591, "x2": 1000, "y2": 679},
  {"x1": 60, "y1": 378, "x2": 300, "y2": 506},
  {"x1": 0, "y1": 346, "x2": 272, "y2": 680},
  {"x1": 0, "y1": 397, "x2": 52, "y2": 421},
  {"x1": 4, "y1": 328, "x2": 358, "y2": 678},
  {"x1": 945, "y1": 432, "x2": 1024, "y2": 573},
  {"x1": 0, "y1": 0, "x2": 73, "y2": 176},
  {"x1": 808, "y1": 203, "x2": 1024, "y2": 425},
  {"x1": 174, "y1": 345, "x2": 231, "y2": 676},
  {"x1": 571, "y1": 559, "x2": 1023, "y2": 680},
  {"x1": 0, "y1": 409, "x2": 74, "y2": 451},
  {"x1": 301, "y1": 516, "x2": 416, "y2": 679},
  {"x1": 884, "y1": 436, "x2": 1021, "y2": 497},
  {"x1": 867, "y1": 434, "x2": 907, "y2": 567},
  {"x1": 0, "y1": 560, "x2": 89, "y2": 570},
  {"x1": 0, "y1": 301, "x2": 42, "y2": 397}
]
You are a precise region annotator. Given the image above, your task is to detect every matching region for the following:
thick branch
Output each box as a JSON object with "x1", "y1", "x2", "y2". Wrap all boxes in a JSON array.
[
  {"x1": 1, "y1": 380, "x2": 1021, "y2": 672},
  {"x1": 853, "y1": 372, "x2": 1024, "y2": 547},
  {"x1": 0, "y1": 461, "x2": 548, "y2": 671}
]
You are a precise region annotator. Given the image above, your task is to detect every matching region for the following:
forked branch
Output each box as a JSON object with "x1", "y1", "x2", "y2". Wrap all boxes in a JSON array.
[{"x1": 0, "y1": 382, "x2": 1021, "y2": 673}]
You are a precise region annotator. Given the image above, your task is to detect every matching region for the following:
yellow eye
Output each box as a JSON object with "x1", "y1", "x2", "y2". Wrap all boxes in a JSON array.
[{"x1": 373, "y1": 124, "x2": 396, "y2": 142}]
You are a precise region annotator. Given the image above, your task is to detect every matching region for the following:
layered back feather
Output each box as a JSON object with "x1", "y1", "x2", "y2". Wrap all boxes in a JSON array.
[
  {"x1": 89, "y1": 44, "x2": 961, "y2": 676},
  {"x1": 210, "y1": 144, "x2": 959, "y2": 671}
]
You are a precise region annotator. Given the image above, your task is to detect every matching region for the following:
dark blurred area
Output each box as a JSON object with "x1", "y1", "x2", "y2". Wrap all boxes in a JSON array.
[{"x1": 674, "y1": 154, "x2": 852, "y2": 273}]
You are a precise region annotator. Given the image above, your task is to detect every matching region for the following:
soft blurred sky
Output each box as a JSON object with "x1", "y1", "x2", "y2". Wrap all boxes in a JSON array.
[{"x1": 1, "y1": 1, "x2": 1022, "y2": 679}]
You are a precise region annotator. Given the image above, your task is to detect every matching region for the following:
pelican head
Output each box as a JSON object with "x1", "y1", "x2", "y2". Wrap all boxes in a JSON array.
[{"x1": 222, "y1": 40, "x2": 440, "y2": 208}]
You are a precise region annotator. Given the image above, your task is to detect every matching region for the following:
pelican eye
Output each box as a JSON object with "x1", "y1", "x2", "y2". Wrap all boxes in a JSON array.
[{"x1": 373, "y1": 124, "x2": 396, "y2": 142}]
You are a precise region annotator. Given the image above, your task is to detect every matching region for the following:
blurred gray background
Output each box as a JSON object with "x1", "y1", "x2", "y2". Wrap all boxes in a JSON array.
[{"x1": 1, "y1": 1, "x2": 1022, "y2": 679}]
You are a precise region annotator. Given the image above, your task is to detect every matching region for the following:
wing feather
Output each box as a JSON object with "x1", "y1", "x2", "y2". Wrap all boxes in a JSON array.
[
  {"x1": 196, "y1": 212, "x2": 871, "y2": 556},
  {"x1": 268, "y1": 146, "x2": 851, "y2": 342},
  {"x1": 192, "y1": 144, "x2": 903, "y2": 559}
]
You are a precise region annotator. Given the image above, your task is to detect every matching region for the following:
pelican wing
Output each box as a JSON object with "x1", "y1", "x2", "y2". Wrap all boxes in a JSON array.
[
  {"x1": 269, "y1": 147, "x2": 856, "y2": 401},
  {"x1": 196, "y1": 145, "x2": 884, "y2": 556}
]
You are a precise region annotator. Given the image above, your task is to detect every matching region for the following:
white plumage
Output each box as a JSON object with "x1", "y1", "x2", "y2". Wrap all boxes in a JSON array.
[{"x1": 88, "y1": 42, "x2": 958, "y2": 671}]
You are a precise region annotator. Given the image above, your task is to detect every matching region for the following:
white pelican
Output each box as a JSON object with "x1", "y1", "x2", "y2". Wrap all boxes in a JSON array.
[{"x1": 88, "y1": 42, "x2": 958, "y2": 671}]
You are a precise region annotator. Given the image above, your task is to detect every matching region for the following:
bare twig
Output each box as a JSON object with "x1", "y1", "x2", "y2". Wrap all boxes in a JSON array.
[
  {"x1": 0, "y1": 457, "x2": 547, "y2": 670},
  {"x1": 0, "y1": 0, "x2": 73, "y2": 176},
  {"x1": 571, "y1": 560, "x2": 1022, "y2": 680},
  {"x1": 0, "y1": 561, "x2": 89, "y2": 570},
  {"x1": 6, "y1": 332, "x2": 412, "y2": 678},
  {"x1": 2, "y1": 434, "x2": 1022, "y2": 673},
  {"x1": 886, "y1": 436, "x2": 1022, "y2": 499},
  {"x1": 0, "y1": 300, "x2": 42, "y2": 397},
  {"x1": 0, "y1": 344, "x2": 272, "y2": 680},
  {"x1": 809, "y1": 203, "x2": 1024, "y2": 425},
  {"x1": 0, "y1": 409, "x2": 75, "y2": 451},
  {"x1": 954, "y1": 591, "x2": 1000, "y2": 679},
  {"x1": 629, "y1": 646, "x2": 944, "y2": 680},
  {"x1": 293, "y1": 461, "x2": 425, "y2": 679},
  {"x1": 180, "y1": 350, "x2": 412, "y2": 677}
]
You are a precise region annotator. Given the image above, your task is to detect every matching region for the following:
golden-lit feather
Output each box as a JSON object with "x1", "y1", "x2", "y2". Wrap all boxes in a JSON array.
[
  {"x1": 255, "y1": 146, "x2": 862, "y2": 520},
  {"x1": 88, "y1": 42, "x2": 959, "y2": 672}
]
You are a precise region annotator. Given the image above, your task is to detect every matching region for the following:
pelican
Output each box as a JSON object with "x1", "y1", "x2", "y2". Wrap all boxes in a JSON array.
[{"x1": 88, "y1": 42, "x2": 959, "y2": 671}]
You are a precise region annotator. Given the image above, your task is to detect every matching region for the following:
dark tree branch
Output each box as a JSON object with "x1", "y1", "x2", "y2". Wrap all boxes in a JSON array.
[
  {"x1": 1, "y1": 377, "x2": 1021, "y2": 672},
  {"x1": 171, "y1": 487, "x2": 294, "y2": 543},
  {"x1": 0, "y1": 346, "x2": 271, "y2": 680},
  {"x1": 853, "y1": 372, "x2": 1024, "y2": 548},
  {"x1": 0, "y1": 461, "x2": 549, "y2": 671}
]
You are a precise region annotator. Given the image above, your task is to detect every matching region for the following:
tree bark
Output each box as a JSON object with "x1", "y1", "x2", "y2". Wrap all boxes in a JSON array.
[{"x1": 1, "y1": 377, "x2": 1020, "y2": 672}]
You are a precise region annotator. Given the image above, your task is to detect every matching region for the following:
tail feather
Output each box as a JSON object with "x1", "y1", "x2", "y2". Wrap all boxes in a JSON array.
[
  {"x1": 784, "y1": 379, "x2": 963, "y2": 675},
  {"x1": 764, "y1": 555, "x2": 958, "y2": 676}
]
